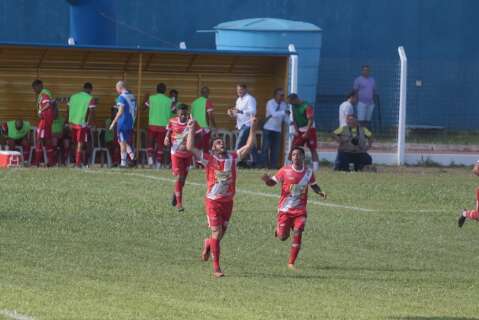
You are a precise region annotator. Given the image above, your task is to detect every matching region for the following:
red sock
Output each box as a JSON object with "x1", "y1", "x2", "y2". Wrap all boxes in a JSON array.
[
  {"x1": 466, "y1": 210, "x2": 479, "y2": 220},
  {"x1": 288, "y1": 232, "x2": 302, "y2": 265},
  {"x1": 175, "y1": 180, "x2": 183, "y2": 207},
  {"x1": 210, "y1": 238, "x2": 221, "y2": 271},
  {"x1": 75, "y1": 150, "x2": 82, "y2": 167}
]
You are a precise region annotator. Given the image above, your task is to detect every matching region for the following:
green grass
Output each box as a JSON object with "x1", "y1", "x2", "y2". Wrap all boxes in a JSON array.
[{"x1": 1, "y1": 167, "x2": 479, "y2": 320}]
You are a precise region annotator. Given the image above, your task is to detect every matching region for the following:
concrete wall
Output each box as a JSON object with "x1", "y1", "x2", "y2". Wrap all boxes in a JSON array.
[{"x1": 1, "y1": 0, "x2": 477, "y2": 130}]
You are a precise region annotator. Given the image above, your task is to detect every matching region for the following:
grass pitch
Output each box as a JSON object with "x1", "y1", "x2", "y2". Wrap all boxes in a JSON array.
[{"x1": 0, "y1": 167, "x2": 478, "y2": 320}]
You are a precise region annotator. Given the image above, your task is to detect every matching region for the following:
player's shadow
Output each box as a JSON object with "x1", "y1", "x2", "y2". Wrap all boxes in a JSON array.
[
  {"x1": 316, "y1": 265, "x2": 433, "y2": 273},
  {"x1": 389, "y1": 317, "x2": 479, "y2": 320}
]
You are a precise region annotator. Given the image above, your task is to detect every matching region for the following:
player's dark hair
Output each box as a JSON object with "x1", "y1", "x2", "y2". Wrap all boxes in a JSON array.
[
  {"x1": 156, "y1": 83, "x2": 167, "y2": 94},
  {"x1": 83, "y1": 82, "x2": 93, "y2": 90},
  {"x1": 31, "y1": 79, "x2": 43, "y2": 88},
  {"x1": 169, "y1": 89, "x2": 179, "y2": 96},
  {"x1": 177, "y1": 103, "x2": 188, "y2": 111},
  {"x1": 291, "y1": 146, "x2": 305, "y2": 156},
  {"x1": 237, "y1": 83, "x2": 247, "y2": 89},
  {"x1": 287, "y1": 93, "x2": 299, "y2": 100}
]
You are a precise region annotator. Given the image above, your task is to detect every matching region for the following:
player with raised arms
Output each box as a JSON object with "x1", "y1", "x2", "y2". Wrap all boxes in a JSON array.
[
  {"x1": 186, "y1": 117, "x2": 257, "y2": 278},
  {"x1": 458, "y1": 161, "x2": 479, "y2": 227},
  {"x1": 164, "y1": 104, "x2": 195, "y2": 212},
  {"x1": 261, "y1": 146, "x2": 327, "y2": 270}
]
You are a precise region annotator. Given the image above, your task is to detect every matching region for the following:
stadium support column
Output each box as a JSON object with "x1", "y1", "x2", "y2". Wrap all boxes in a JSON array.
[
  {"x1": 285, "y1": 44, "x2": 298, "y2": 165},
  {"x1": 397, "y1": 46, "x2": 408, "y2": 166},
  {"x1": 136, "y1": 52, "x2": 143, "y2": 161}
]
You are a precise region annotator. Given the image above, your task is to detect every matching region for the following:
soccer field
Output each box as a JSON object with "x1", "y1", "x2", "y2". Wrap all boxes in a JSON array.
[{"x1": 0, "y1": 167, "x2": 478, "y2": 320}]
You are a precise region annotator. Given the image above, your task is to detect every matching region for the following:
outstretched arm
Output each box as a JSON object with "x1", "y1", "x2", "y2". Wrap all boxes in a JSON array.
[
  {"x1": 236, "y1": 117, "x2": 258, "y2": 161},
  {"x1": 261, "y1": 174, "x2": 277, "y2": 187},
  {"x1": 186, "y1": 119, "x2": 202, "y2": 159},
  {"x1": 311, "y1": 183, "x2": 327, "y2": 199}
]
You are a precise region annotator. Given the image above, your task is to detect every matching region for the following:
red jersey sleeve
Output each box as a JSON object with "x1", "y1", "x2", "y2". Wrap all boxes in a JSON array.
[
  {"x1": 39, "y1": 94, "x2": 51, "y2": 110},
  {"x1": 306, "y1": 105, "x2": 314, "y2": 119},
  {"x1": 206, "y1": 99, "x2": 214, "y2": 112},
  {"x1": 273, "y1": 167, "x2": 285, "y2": 183}
]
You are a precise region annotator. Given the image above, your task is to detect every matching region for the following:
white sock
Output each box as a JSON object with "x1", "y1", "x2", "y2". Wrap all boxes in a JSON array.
[
  {"x1": 313, "y1": 161, "x2": 319, "y2": 172},
  {"x1": 148, "y1": 156, "x2": 154, "y2": 166},
  {"x1": 121, "y1": 152, "x2": 127, "y2": 166},
  {"x1": 126, "y1": 145, "x2": 135, "y2": 160}
]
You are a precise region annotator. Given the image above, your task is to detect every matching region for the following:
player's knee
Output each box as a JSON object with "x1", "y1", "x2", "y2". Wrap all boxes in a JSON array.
[{"x1": 277, "y1": 232, "x2": 289, "y2": 241}]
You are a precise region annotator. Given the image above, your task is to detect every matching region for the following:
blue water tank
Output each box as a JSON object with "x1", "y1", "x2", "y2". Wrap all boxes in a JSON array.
[
  {"x1": 67, "y1": 0, "x2": 117, "y2": 46},
  {"x1": 214, "y1": 18, "x2": 322, "y2": 105}
]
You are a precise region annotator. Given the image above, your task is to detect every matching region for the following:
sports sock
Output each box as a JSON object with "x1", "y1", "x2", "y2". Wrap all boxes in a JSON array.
[
  {"x1": 210, "y1": 238, "x2": 221, "y2": 271},
  {"x1": 466, "y1": 210, "x2": 479, "y2": 220},
  {"x1": 313, "y1": 161, "x2": 319, "y2": 172},
  {"x1": 175, "y1": 179, "x2": 184, "y2": 207},
  {"x1": 75, "y1": 150, "x2": 82, "y2": 167},
  {"x1": 288, "y1": 232, "x2": 302, "y2": 265},
  {"x1": 126, "y1": 145, "x2": 135, "y2": 160},
  {"x1": 120, "y1": 151, "x2": 127, "y2": 166}
]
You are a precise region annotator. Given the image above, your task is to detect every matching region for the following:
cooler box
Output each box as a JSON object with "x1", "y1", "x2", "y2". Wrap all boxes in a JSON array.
[{"x1": 0, "y1": 150, "x2": 22, "y2": 168}]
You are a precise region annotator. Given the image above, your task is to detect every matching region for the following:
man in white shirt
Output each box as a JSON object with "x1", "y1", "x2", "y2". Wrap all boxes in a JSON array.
[
  {"x1": 227, "y1": 84, "x2": 257, "y2": 166},
  {"x1": 339, "y1": 90, "x2": 358, "y2": 127},
  {"x1": 260, "y1": 88, "x2": 289, "y2": 169}
]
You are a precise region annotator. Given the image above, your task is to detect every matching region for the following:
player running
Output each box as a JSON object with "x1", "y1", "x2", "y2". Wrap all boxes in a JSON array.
[
  {"x1": 186, "y1": 117, "x2": 258, "y2": 278},
  {"x1": 458, "y1": 161, "x2": 479, "y2": 227},
  {"x1": 261, "y1": 147, "x2": 327, "y2": 270},
  {"x1": 109, "y1": 81, "x2": 136, "y2": 168},
  {"x1": 164, "y1": 104, "x2": 195, "y2": 212}
]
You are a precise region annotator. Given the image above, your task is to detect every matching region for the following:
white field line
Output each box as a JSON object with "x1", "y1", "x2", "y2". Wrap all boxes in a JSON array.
[
  {"x1": 84, "y1": 170, "x2": 448, "y2": 213},
  {"x1": 0, "y1": 310, "x2": 35, "y2": 320},
  {"x1": 84, "y1": 170, "x2": 376, "y2": 213}
]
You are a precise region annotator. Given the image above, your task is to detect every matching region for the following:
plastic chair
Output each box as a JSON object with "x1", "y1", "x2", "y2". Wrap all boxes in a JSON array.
[
  {"x1": 138, "y1": 129, "x2": 149, "y2": 166},
  {"x1": 28, "y1": 126, "x2": 48, "y2": 166},
  {"x1": 90, "y1": 128, "x2": 112, "y2": 168}
]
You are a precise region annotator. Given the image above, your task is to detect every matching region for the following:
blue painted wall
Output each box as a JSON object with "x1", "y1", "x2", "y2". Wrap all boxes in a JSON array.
[{"x1": 1, "y1": 0, "x2": 477, "y2": 130}]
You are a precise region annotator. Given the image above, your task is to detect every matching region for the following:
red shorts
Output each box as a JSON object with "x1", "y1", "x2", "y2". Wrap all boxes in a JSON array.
[
  {"x1": 171, "y1": 155, "x2": 192, "y2": 176},
  {"x1": 37, "y1": 110, "x2": 54, "y2": 139},
  {"x1": 70, "y1": 125, "x2": 88, "y2": 144},
  {"x1": 147, "y1": 125, "x2": 167, "y2": 141},
  {"x1": 276, "y1": 212, "x2": 307, "y2": 236},
  {"x1": 293, "y1": 128, "x2": 317, "y2": 151},
  {"x1": 205, "y1": 199, "x2": 233, "y2": 228}
]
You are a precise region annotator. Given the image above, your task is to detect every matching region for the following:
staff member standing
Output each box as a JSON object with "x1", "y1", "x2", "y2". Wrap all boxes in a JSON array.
[
  {"x1": 227, "y1": 83, "x2": 257, "y2": 167},
  {"x1": 144, "y1": 83, "x2": 173, "y2": 167},
  {"x1": 32, "y1": 79, "x2": 56, "y2": 167},
  {"x1": 261, "y1": 88, "x2": 289, "y2": 169},
  {"x1": 353, "y1": 65, "x2": 377, "y2": 128}
]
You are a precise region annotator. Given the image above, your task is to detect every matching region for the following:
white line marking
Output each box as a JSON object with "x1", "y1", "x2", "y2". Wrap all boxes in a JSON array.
[
  {"x1": 84, "y1": 170, "x2": 449, "y2": 213},
  {"x1": 0, "y1": 310, "x2": 35, "y2": 320},
  {"x1": 84, "y1": 170, "x2": 376, "y2": 212}
]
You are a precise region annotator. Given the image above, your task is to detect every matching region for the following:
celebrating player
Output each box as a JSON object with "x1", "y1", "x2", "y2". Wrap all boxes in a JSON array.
[
  {"x1": 186, "y1": 116, "x2": 257, "y2": 278},
  {"x1": 458, "y1": 161, "x2": 479, "y2": 227},
  {"x1": 261, "y1": 147, "x2": 327, "y2": 270},
  {"x1": 109, "y1": 81, "x2": 136, "y2": 168},
  {"x1": 164, "y1": 104, "x2": 195, "y2": 212}
]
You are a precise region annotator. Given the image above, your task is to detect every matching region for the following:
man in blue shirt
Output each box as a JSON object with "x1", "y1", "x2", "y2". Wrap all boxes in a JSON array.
[{"x1": 109, "y1": 80, "x2": 137, "y2": 168}]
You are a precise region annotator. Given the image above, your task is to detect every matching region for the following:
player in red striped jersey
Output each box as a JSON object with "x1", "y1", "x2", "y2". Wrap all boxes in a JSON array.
[
  {"x1": 164, "y1": 104, "x2": 196, "y2": 212},
  {"x1": 261, "y1": 147, "x2": 327, "y2": 270},
  {"x1": 186, "y1": 117, "x2": 257, "y2": 278}
]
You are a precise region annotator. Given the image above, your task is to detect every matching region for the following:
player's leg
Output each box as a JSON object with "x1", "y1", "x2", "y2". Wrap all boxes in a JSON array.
[
  {"x1": 171, "y1": 156, "x2": 189, "y2": 211},
  {"x1": 307, "y1": 129, "x2": 320, "y2": 171},
  {"x1": 118, "y1": 130, "x2": 128, "y2": 167},
  {"x1": 20, "y1": 137, "x2": 30, "y2": 162},
  {"x1": 459, "y1": 187, "x2": 479, "y2": 227},
  {"x1": 275, "y1": 212, "x2": 293, "y2": 241},
  {"x1": 209, "y1": 224, "x2": 224, "y2": 277},
  {"x1": 288, "y1": 215, "x2": 307, "y2": 270},
  {"x1": 146, "y1": 126, "x2": 155, "y2": 166},
  {"x1": 156, "y1": 129, "x2": 166, "y2": 167},
  {"x1": 34, "y1": 125, "x2": 44, "y2": 166}
]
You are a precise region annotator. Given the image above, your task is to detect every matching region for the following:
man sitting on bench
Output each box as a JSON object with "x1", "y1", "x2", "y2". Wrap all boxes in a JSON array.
[{"x1": 2, "y1": 119, "x2": 32, "y2": 161}]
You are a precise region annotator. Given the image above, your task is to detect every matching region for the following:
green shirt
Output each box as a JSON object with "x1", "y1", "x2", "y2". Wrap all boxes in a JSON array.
[{"x1": 148, "y1": 93, "x2": 173, "y2": 126}]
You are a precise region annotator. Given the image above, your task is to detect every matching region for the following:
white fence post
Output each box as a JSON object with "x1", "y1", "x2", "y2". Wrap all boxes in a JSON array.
[
  {"x1": 397, "y1": 46, "x2": 408, "y2": 166},
  {"x1": 285, "y1": 44, "x2": 298, "y2": 164}
]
